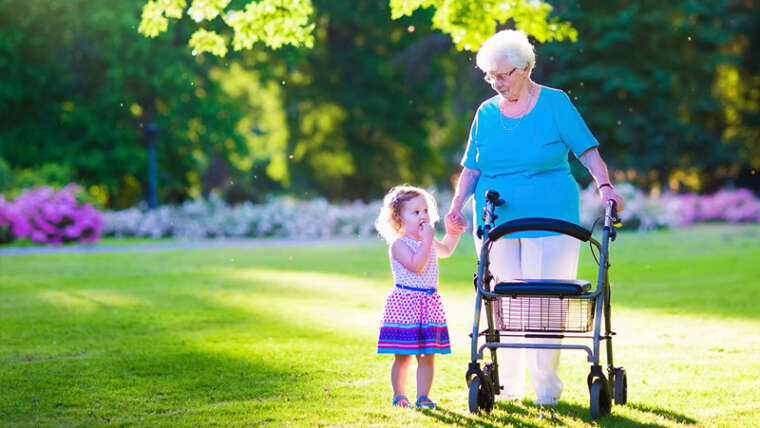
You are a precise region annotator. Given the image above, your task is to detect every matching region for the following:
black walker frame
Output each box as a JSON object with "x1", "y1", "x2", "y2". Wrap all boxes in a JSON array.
[{"x1": 465, "y1": 190, "x2": 627, "y2": 419}]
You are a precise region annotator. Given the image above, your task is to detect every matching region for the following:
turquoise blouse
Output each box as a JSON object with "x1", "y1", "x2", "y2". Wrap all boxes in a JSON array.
[{"x1": 461, "y1": 86, "x2": 599, "y2": 238}]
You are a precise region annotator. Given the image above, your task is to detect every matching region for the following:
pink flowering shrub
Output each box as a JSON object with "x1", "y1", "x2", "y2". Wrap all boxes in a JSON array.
[
  {"x1": 660, "y1": 188, "x2": 760, "y2": 225},
  {"x1": 580, "y1": 184, "x2": 760, "y2": 231},
  {"x1": 0, "y1": 184, "x2": 103, "y2": 244}
]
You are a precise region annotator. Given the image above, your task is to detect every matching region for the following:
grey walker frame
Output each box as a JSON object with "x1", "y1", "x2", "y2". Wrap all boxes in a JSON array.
[{"x1": 465, "y1": 190, "x2": 627, "y2": 419}]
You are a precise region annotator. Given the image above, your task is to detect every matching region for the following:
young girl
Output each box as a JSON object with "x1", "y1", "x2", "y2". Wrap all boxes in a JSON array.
[{"x1": 375, "y1": 185, "x2": 466, "y2": 409}]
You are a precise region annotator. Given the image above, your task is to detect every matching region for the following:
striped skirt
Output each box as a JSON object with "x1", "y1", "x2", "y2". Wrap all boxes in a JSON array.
[{"x1": 377, "y1": 286, "x2": 451, "y2": 355}]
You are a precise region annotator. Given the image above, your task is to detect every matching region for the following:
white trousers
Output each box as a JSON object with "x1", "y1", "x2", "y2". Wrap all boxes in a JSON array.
[{"x1": 475, "y1": 234, "x2": 580, "y2": 403}]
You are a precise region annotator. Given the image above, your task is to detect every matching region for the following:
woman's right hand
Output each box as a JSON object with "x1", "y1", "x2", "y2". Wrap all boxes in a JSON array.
[
  {"x1": 446, "y1": 206, "x2": 467, "y2": 230},
  {"x1": 444, "y1": 212, "x2": 466, "y2": 235}
]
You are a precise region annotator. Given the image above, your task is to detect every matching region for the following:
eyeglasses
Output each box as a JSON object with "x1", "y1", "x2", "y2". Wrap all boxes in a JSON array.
[{"x1": 484, "y1": 67, "x2": 518, "y2": 84}]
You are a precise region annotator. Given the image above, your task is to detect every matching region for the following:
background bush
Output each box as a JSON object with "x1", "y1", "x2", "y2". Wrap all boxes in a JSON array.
[
  {"x1": 97, "y1": 184, "x2": 760, "y2": 241},
  {"x1": 0, "y1": 184, "x2": 103, "y2": 244},
  {"x1": 3, "y1": 183, "x2": 757, "y2": 245}
]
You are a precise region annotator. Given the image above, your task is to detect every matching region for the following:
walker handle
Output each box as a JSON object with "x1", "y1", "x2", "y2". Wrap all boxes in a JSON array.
[
  {"x1": 605, "y1": 200, "x2": 621, "y2": 229},
  {"x1": 487, "y1": 217, "x2": 592, "y2": 242}
]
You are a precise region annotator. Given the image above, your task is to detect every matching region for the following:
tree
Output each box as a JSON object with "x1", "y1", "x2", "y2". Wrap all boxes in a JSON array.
[
  {"x1": 235, "y1": 0, "x2": 503, "y2": 199},
  {"x1": 4, "y1": 0, "x2": 756, "y2": 208},
  {"x1": 136, "y1": 0, "x2": 579, "y2": 199},
  {"x1": 139, "y1": 0, "x2": 576, "y2": 55},
  {"x1": 538, "y1": 0, "x2": 759, "y2": 191},
  {"x1": 138, "y1": 0, "x2": 316, "y2": 55},
  {"x1": 0, "y1": 0, "x2": 249, "y2": 207},
  {"x1": 389, "y1": 0, "x2": 576, "y2": 50}
]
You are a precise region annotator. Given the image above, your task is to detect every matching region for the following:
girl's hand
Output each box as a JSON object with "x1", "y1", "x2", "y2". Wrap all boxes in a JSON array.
[
  {"x1": 419, "y1": 222, "x2": 435, "y2": 241},
  {"x1": 446, "y1": 207, "x2": 467, "y2": 229},
  {"x1": 444, "y1": 212, "x2": 466, "y2": 235}
]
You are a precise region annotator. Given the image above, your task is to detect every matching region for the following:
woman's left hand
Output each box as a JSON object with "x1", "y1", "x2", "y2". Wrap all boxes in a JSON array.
[{"x1": 600, "y1": 187, "x2": 624, "y2": 212}]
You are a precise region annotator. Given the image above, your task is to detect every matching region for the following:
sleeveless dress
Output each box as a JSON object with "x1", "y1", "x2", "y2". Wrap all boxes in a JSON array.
[{"x1": 377, "y1": 236, "x2": 451, "y2": 355}]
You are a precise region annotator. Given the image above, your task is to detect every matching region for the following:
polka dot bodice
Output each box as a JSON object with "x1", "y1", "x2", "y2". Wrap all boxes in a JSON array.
[{"x1": 390, "y1": 235, "x2": 438, "y2": 290}]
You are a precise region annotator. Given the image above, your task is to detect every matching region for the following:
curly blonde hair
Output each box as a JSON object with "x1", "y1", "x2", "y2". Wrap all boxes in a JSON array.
[{"x1": 374, "y1": 185, "x2": 440, "y2": 243}]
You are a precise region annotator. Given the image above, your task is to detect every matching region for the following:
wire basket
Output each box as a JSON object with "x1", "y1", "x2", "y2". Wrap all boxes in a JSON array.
[{"x1": 495, "y1": 295, "x2": 595, "y2": 333}]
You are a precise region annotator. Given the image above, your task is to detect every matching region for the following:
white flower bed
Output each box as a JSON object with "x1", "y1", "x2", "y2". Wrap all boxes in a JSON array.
[
  {"x1": 102, "y1": 184, "x2": 759, "y2": 240},
  {"x1": 101, "y1": 194, "x2": 383, "y2": 239}
]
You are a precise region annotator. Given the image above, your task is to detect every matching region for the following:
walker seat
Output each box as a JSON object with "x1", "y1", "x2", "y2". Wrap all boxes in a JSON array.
[{"x1": 493, "y1": 279, "x2": 591, "y2": 296}]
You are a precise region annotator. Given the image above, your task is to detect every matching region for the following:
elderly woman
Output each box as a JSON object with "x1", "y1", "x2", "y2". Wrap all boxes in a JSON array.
[{"x1": 446, "y1": 30, "x2": 624, "y2": 405}]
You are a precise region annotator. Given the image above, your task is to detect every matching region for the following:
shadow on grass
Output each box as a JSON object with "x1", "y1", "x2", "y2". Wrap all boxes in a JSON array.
[
  {"x1": 9, "y1": 230, "x2": 760, "y2": 321},
  {"x1": 419, "y1": 399, "x2": 697, "y2": 428},
  {"x1": 0, "y1": 286, "x2": 367, "y2": 426},
  {"x1": 627, "y1": 402, "x2": 697, "y2": 424},
  {"x1": 418, "y1": 404, "x2": 539, "y2": 428},
  {"x1": 194, "y1": 231, "x2": 760, "y2": 321}
]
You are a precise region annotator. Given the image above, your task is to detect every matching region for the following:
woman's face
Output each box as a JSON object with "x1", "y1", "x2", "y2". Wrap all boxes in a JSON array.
[{"x1": 485, "y1": 60, "x2": 528, "y2": 97}]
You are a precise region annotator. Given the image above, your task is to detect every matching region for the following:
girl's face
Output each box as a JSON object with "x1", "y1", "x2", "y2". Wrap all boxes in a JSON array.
[{"x1": 398, "y1": 195, "x2": 430, "y2": 236}]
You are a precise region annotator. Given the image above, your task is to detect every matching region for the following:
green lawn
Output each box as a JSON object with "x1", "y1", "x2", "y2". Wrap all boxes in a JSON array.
[
  {"x1": 1, "y1": 224, "x2": 759, "y2": 427},
  {"x1": 1, "y1": 237, "x2": 175, "y2": 248}
]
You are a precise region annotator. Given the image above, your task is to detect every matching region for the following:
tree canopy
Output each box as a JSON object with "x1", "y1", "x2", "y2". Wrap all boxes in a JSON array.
[
  {"x1": 0, "y1": 0, "x2": 249, "y2": 207},
  {"x1": 1, "y1": 0, "x2": 757, "y2": 207},
  {"x1": 138, "y1": 0, "x2": 576, "y2": 55},
  {"x1": 539, "y1": 0, "x2": 759, "y2": 191}
]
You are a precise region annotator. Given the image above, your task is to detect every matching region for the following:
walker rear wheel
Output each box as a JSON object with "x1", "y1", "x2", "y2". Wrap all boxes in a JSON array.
[
  {"x1": 613, "y1": 368, "x2": 627, "y2": 405},
  {"x1": 468, "y1": 375, "x2": 494, "y2": 414}
]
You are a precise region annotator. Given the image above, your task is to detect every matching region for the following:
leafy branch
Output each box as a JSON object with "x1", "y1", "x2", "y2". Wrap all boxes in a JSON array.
[{"x1": 138, "y1": 0, "x2": 575, "y2": 56}]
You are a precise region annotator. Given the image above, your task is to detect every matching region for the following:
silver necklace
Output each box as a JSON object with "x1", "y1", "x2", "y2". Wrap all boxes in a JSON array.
[{"x1": 499, "y1": 84, "x2": 535, "y2": 132}]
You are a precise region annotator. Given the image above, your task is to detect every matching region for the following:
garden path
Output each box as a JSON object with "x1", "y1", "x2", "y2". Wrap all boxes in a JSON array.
[{"x1": 0, "y1": 237, "x2": 372, "y2": 256}]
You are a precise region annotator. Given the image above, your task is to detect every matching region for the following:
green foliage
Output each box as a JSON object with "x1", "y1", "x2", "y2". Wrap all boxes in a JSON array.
[
  {"x1": 137, "y1": 0, "x2": 186, "y2": 37},
  {"x1": 390, "y1": 0, "x2": 577, "y2": 50},
  {"x1": 139, "y1": 0, "x2": 573, "y2": 56},
  {"x1": 188, "y1": 28, "x2": 228, "y2": 56},
  {"x1": 224, "y1": 0, "x2": 315, "y2": 50},
  {"x1": 0, "y1": 158, "x2": 12, "y2": 191},
  {"x1": 0, "y1": 162, "x2": 105, "y2": 207},
  {"x1": 188, "y1": 0, "x2": 230, "y2": 22},
  {"x1": 3, "y1": 0, "x2": 758, "y2": 205},
  {"x1": 208, "y1": 62, "x2": 291, "y2": 184},
  {"x1": 139, "y1": 0, "x2": 315, "y2": 55},
  {"x1": 267, "y1": 0, "x2": 485, "y2": 198},
  {"x1": 538, "y1": 0, "x2": 759, "y2": 190},
  {"x1": 10, "y1": 164, "x2": 74, "y2": 191},
  {"x1": 0, "y1": 0, "x2": 249, "y2": 208}
]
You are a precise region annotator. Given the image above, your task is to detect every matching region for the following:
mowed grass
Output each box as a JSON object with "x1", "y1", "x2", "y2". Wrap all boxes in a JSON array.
[{"x1": 1, "y1": 224, "x2": 759, "y2": 427}]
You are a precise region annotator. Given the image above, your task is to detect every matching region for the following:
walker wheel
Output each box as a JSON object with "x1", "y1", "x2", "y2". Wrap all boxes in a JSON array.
[
  {"x1": 468, "y1": 376, "x2": 480, "y2": 414},
  {"x1": 613, "y1": 368, "x2": 627, "y2": 405},
  {"x1": 468, "y1": 375, "x2": 494, "y2": 414},
  {"x1": 482, "y1": 362, "x2": 496, "y2": 385},
  {"x1": 589, "y1": 377, "x2": 611, "y2": 419}
]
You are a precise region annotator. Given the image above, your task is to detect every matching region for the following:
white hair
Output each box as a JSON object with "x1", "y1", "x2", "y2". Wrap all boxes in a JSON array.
[{"x1": 476, "y1": 30, "x2": 536, "y2": 73}]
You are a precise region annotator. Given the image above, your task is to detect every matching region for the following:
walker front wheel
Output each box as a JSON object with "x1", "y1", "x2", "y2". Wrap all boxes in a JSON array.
[
  {"x1": 589, "y1": 378, "x2": 611, "y2": 419},
  {"x1": 468, "y1": 376, "x2": 480, "y2": 414}
]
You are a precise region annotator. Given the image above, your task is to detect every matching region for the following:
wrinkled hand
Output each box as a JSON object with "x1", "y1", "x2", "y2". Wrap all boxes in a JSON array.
[
  {"x1": 419, "y1": 222, "x2": 435, "y2": 241},
  {"x1": 444, "y1": 212, "x2": 466, "y2": 236},
  {"x1": 445, "y1": 207, "x2": 467, "y2": 230},
  {"x1": 601, "y1": 187, "x2": 624, "y2": 212}
]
